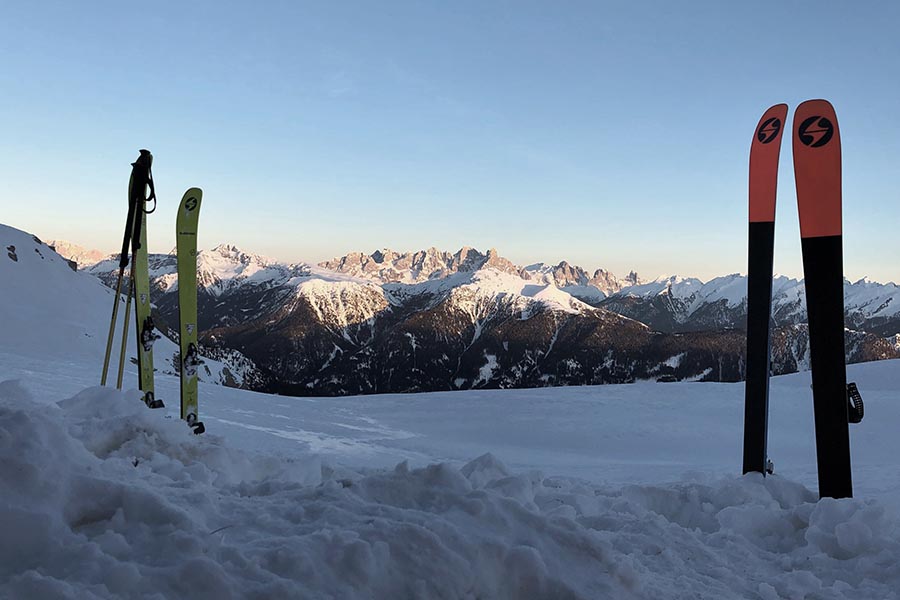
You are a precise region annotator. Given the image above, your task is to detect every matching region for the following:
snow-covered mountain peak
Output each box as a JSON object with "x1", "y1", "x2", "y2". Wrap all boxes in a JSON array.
[
  {"x1": 294, "y1": 277, "x2": 390, "y2": 328},
  {"x1": 696, "y1": 273, "x2": 747, "y2": 308},
  {"x1": 320, "y1": 246, "x2": 521, "y2": 284},
  {"x1": 205, "y1": 243, "x2": 279, "y2": 267},
  {"x1": 179, "y1": 245, "x2": 309, "y2": 297},
  {"x1": 45, "y1": 239, "x2": 109, "y2": 268},
  {"x1": 522, "y1": 260, "x2": 590, "y2": 287},
  {"x1": 517, "y1": 261, "x2": 635, "y2": 297},
  {"x1": 453, "y1": 268, "x2": 593, "y2": 316},
  {"x1": 852, "y1": 276, "x2": 889, "y2": 287},
  {"x1": 619, "y1": 275, "x2": 703, "y2": 299}
]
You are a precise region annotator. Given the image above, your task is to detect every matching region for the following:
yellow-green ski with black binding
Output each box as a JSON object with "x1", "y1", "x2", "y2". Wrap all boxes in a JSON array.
[{"x1": 177, "y1": 188, "x2": 205, "y2": 434}]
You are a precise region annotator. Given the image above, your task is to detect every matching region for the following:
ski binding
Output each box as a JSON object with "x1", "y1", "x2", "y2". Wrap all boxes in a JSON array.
[
  {"x1": 142, "y1": 391, "x2": 165, "y2": 409},
  {"x1": 186, "y1": 412, "x2": 205, "y2": 435},
  {"x1": 140, "y1": 316, "x2": 161, "y2": 352},
  {"x1": 182, "y1": 342, "x2": 203, "y2": 379}
]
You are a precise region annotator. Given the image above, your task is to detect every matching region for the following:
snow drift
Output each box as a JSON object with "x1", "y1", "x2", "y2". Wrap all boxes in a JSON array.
[{"x1": 2, "y1": 377, "x2": 900, "y2": 599}]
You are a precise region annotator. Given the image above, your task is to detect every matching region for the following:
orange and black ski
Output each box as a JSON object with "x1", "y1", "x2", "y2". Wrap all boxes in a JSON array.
[
  {"x1": 742, "y1": 104, "x2": 787, "y2": 476},
  {"x1": 793, "y1": 99, "x2": 852, "y2": 499}
]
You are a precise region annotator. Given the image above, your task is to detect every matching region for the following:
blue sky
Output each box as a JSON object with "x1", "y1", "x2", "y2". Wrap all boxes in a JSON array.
[{"x1": 1, "y1": 1, "x2": 898, "y2": 281}]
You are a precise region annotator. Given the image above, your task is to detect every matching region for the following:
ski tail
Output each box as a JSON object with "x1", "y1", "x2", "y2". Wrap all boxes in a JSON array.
[
  {"x1": 742, "y1": 103, "x2": 787, "y2": 476},
  {"x1": 793, "y1": 99, "x2": 852, "y2": 499}
]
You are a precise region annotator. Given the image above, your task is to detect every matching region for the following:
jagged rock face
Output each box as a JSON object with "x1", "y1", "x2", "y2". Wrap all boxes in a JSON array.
[
  {"x1": 82, "y1": 242, "x2": 900, "y2": 396},
  {"x1": 45, "y1": 240, "x2": 107, "y2": 268},
  {"x1": 548, "y1": 261, "x2": 590, "y2": 287},
  {"x1": 589, "y1": 269, "x2": 626, "y2": 294},
  {"x1": 520, "y1": 262, "x2": 638, "y2": 294},
  {"x1": 320, "y1": 246, "x2": 520, "y2": 283}
]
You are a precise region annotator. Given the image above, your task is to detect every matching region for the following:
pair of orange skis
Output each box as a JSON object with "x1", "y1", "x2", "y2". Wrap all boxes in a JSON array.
[{"x1": 742, "y1": 99, "x2": 859, "y2": 499}]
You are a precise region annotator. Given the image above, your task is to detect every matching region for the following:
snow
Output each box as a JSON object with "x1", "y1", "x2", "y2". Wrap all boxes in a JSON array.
[
  {"x1": 3, "y1": 359, "x2": 900, "y2": 598},
  {"x1": 614, "y1": 274, "x2": 747, "y2": 317},
  {"x1": 619, "y1": 275, "x2": 706, "y2": 300},
  {"x1": 6, "y1": 223, "x2": 900, "y2": 598},
  {"x1": 457, "y1": 270, "x2": 594, "y2": 315},
  {"x1": 475, "y1": 352, "x2": 499, "y2": 386},
  {"x1": 295, "y1": 278, "x2": 388, "y2": 328},
  {"x1": 611, "y1": 272, "x2": 900, "y2": 327},
  {"x1": 663, "y1": 353, "x2": 685, "y2": 369},
  {"x1": 560, "y1": 284, "x2": 607, "y2": 302}
]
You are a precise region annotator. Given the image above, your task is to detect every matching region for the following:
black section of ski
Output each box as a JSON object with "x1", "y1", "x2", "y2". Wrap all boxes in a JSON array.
[
  {"x1": 742, "y1": 221, "x2": 775, "y2": 475},
  {"x1": 801, "y1": 234, "x2": 852, "y2": 499}
]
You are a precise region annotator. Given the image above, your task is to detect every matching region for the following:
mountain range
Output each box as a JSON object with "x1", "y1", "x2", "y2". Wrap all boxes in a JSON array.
[{"x1": 43, "y1": 239, "x2": 894, "y2": 396}]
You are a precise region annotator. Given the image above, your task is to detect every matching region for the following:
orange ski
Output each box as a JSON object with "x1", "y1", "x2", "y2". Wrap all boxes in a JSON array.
[
  {"x1": 793, "y1": 99, "x2": 852, "y2": 499},
  {"x1": 743, "y1": 103, "x2": 787, "y2": 476}
]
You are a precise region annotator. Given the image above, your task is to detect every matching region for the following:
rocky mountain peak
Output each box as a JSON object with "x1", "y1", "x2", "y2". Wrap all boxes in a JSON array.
[
  {"x1": 321, "y1": 246, "x2": 522, "y2": 283},
  {"x1": 481, "y1": 248, "x2": 519, "y2": 276},
  {"x1": 46, "y1": 240, "x2": 107, "y2": 268},
  {"x1": 588, "y1": 268, "x2": 624, "y2": 294}
]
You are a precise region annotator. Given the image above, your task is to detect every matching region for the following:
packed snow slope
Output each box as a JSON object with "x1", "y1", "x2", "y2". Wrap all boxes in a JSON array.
[{"x1": 2, "y1": 348, "x2": 900, "y2": 598}]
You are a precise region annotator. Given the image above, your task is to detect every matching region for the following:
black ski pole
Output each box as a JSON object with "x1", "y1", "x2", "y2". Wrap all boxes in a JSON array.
[
  {"x1": 115, "y1": 150, "x2": 154, "y2": 389},
  {"x1": 101, "y1": 164, "x2": 141, "y2": 385}
]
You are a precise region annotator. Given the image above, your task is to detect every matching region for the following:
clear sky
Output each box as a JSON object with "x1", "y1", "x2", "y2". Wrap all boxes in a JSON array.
[{"x1": 1, "y1": 1, "x2": 898, "y2": 282}]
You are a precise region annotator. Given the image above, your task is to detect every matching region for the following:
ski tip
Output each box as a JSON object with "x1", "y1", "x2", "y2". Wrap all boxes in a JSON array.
[
  {"x1": 749, "y1": 103, "x2": 788, "y2": 223},
  {"x1": 796, "y1": 98, "x2": 834, "y2": 111},
  {"x1": 792, "y1": 99, "x2": 841, "y2": 239},
  {"x1": 754, "y1": 104, "x2": 789, "y2": 135}
]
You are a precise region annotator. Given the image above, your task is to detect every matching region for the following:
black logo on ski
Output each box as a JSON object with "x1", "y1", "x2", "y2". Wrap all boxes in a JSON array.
[
  {"x1": 798, "y1": 116, "x2": 834, "y2": 147},
  {"x1": 185, "y1": 197, "x2": 199, "y2": 211},
  {"x1": 757, "y1": 117, "x2": 781, "y2": 144}
]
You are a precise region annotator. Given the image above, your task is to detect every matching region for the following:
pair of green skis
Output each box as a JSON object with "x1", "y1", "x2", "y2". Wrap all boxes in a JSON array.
[{"x1": 100, "y1": 150, "x2": 206, "y2": 434}]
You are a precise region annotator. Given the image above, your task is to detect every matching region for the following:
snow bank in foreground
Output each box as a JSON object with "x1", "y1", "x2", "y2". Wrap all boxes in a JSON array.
[{"x1": 2, "y1": 381, "x2": 899, "y2": 600}]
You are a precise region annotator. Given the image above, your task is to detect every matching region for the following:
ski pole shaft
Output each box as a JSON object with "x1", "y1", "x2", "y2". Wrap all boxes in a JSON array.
[
  {"x1": 101, "y1": 165, "x2": 141, "y2": 385},
  {"x1": 100, "y1": 271, "x2": 126, "y2": 385},
  {"x1": 116, "y1": 275, "x2": 135, "y2": 389}
]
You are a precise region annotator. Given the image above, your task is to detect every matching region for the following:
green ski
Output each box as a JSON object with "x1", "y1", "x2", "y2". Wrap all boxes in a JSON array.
[
  {"x1": 104, "y1": 150, "x2": 163, "y2": 409},
  {"x1": 134, "y1": 188, "x2": 163, "y2": 409},
  {"x1": 177, "y1": 187, "x2": 205, "y2": 434}
]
